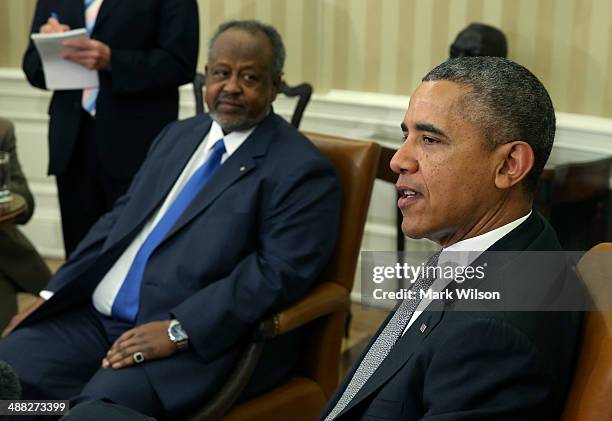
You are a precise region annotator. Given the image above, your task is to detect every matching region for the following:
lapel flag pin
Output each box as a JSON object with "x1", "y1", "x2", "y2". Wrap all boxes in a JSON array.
[{"x1": 420, "y1": 323, "x2": 427, "y2": 333}]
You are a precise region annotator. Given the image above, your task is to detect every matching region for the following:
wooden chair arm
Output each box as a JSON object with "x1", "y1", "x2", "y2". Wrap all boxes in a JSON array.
[
  {"x1": 187, "y1": 282, "x2": 349, "y2": 420},
  {"x1": 257, "y1": 282, "x2": 350, "y2": 340}
]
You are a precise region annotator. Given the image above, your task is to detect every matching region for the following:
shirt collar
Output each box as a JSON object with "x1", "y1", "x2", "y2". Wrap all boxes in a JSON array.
[
  {"x1": 440, "y1": 210, "x2": 532, "y2": 266},
  {"x1": 207, "y1": 120, "x2": 256, "y2": 157}
]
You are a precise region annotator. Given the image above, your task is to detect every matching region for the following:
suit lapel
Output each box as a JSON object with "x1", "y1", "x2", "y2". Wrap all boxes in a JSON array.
[
  {"x1": 320, "y1": 306, "x2": 399, "y2": 420},
  {"x1": 161, "y1": 113, "x2": 278, "y2": 242},
  {"x1": 321, "y1": 304, "x2": 398, "y2": 416},
  {"x1": 103, "y1": 117, "x2": 212, "y2": 251},
  {"x1": 336, "y1": 299, "x2": 445, "y2": 418},
  {"x1": 450, "y1": 211, "x2": 547, "y2": 291},
  {"x1": 62, "y1": 0, "x2": 85, "y2": 29},
  {"x1": 485, "y1": 210, "x2": 545, "y2": 253},
  {"x1": 416, "y1": 213, "x2": 548, "y2": 315},
  {"x1": 151, "y1": 117, "x2": 213, "y2": 213}
]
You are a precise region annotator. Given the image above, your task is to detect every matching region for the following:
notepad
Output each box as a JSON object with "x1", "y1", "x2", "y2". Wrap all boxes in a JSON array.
[{"x1": 31, "y1": 28, "x2": 99, "y2": 90}]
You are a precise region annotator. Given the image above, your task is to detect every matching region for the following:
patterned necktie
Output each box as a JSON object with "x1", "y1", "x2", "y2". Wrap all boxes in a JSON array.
[
  {"x1": 81, "y1": 0, "x2": 103, "y2": 115},
  {"x1": 324, "y1": 250, "x2": 442, "y2": 420},
  {"x1": 111, "y1": 139, "x2": 226, "y2": 322}
]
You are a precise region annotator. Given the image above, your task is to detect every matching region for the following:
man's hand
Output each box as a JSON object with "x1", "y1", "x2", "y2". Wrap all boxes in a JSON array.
[
  {"x1": 1, "y1": 297, "x2": 45, "y2": 338},
  {"x1": 62, "y1": 39, "x2": 111, "y2": 71},
  {"x1": 39, "y1": 17, "x2": 70, "y2": 33},
  {"x1": 102, "y1": 320, "x2": 176, "y2": 369}
]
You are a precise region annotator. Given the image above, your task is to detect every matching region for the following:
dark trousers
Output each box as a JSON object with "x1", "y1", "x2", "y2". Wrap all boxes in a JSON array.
[
  {"x1": 56, "y1": 112, "x2": 132, "y2": 257},
  {"x1": 0, "y1": 305, "x2": 164, "y2": 419}
]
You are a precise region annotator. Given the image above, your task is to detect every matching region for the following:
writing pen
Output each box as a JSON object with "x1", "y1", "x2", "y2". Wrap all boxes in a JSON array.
[{"x1": 50, "y1": 12, "x2": 59, "y2": 21}]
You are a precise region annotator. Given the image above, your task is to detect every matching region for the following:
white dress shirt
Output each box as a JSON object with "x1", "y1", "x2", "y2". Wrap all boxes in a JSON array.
[
  {"x1": 41, "y1": 121, "x2": 255, "y2": 316},
  {"x1": 402, "y1": 211, "x2": 532, "y2": 335}
]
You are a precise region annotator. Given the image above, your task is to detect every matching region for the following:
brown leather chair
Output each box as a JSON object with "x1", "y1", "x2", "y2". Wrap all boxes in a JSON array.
[
  {"x1": 192, "y1": 72, "x2": 313, "y2": 129},
  {"x1": 562, "y1": 243, "x2": 612, "y2": 420},
  {"x1": 187, "y1": 133, "x2": 380, "y2": 420},
  {"x1": 375, "y1": 146, "x2": 403, "y2": 251}
]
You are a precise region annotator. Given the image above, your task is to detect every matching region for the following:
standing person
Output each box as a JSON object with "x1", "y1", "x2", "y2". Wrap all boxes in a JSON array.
[
  {"x1": 0, "y1": 117, "x2": 51, "y2": 331},
  {"x1": 321, "y1": 57, "x2": 582, "y2": 420},
  {"x1": 22, "y1": 0, "x2": 199, "y2": 256}
]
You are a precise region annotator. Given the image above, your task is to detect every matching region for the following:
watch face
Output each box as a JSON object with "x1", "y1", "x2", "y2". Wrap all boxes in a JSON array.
[{"x1": 170, "y1": 323, "x2": 187, "y2": 341}]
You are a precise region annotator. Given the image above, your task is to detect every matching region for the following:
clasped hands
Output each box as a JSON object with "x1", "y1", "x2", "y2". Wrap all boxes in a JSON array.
[{"x1": 40, "y1": 17, "x2": 111, "y2": 70}]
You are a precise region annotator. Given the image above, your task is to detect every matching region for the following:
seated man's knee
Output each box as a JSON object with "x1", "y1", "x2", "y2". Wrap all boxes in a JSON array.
[{"x1": 77, "y1": 366, "x2": 164, "y2": 419}]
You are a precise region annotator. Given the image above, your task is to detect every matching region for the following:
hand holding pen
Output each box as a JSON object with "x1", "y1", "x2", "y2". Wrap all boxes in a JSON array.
[
  {"x1": 36, "y1": 12, "x2": 111, "y2": 70},
  {"x1": 39, "y1": 12, "x2": 70, "y2": 33}
]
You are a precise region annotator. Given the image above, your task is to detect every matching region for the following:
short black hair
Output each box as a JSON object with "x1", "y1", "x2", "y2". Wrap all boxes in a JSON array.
[
  {"x1": 208, "y1": 20, "x2": 285, "y2": 78},
  {"x1": 423, "y1": 57, "x2": 555, "y2": 193}
]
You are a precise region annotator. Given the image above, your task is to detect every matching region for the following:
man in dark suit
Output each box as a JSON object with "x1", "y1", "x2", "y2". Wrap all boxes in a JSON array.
[
  {"x1": 0, "y1": 117, "x2": 51, "y2": 331},
  {"x1": 321, "y1": 57, "x2": 582, "y2": 420},
  {"x1": 0, "y1": 20, "x2": 341, "y2": 419},
  {"x1": 23, "y1": 0, "x2": 199, "y2": 256}
]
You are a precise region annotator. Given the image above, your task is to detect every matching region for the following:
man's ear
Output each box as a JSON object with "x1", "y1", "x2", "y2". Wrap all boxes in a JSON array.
[
  {"x1": 494, "y1": 141, "x2": 534, "y2": 190},
  {"x1": 268, "y1": 73, "x2": 282, "y2": 103}
]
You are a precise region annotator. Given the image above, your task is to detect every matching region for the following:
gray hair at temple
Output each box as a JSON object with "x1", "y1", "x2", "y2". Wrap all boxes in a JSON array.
[
  {"x1": 423, "y1": 56, "x2": 555, "y2": 194},
  {"x1": 208, "y1": 20, "x2": 286, "y2": 78}
]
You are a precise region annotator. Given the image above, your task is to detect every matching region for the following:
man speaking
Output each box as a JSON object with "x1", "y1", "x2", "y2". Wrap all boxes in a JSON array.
[{"x1": 321, "y1": 57, "x2": 582, "y2": 420}]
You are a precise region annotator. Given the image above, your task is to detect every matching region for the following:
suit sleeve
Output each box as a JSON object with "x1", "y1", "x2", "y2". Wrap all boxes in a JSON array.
[
  {"x1": 108, "y1": 0, "x2": 199, "y2": 94},
  {"x1": 172, "y1": 158, "x2": 342, "y2": 361},
  {"x1": 420, "y1": 317, "x2": 552, "y2": 420},
  {"x1": 22, "y1": 0, "x2": 53, "y2": 89}
]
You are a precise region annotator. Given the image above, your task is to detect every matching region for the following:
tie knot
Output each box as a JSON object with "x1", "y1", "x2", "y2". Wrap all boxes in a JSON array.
[
  {"x1": 422, "y1": 250, "x2": 442, "y2": 282},
  {"x1": 426, "y1": 250, "x2": 442, "y2": 268},
  {"x1": 211, "y1": 139, "x2": 226, "y2": 156}
]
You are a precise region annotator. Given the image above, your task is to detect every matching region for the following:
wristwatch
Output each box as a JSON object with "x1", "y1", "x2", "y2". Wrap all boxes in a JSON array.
[{"x1": 168, "y1": 319, "x2": 189, "y2": 350}]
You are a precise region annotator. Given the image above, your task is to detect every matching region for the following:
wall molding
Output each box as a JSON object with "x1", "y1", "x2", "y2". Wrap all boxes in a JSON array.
[{"x1": 1, "y1": 68, "x2": 611, "y2": 305}]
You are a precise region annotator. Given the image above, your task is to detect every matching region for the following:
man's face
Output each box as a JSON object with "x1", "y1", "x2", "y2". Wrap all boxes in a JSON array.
[
  {"x1": 391, "y1": 81, "x2": 501, "y2": 246},
  {"x1": 205, "y1": 29, "x2": 280, "y2": 133}
]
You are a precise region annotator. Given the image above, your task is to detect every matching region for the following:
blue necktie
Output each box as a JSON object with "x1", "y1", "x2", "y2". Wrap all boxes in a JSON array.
[{"x1": 111, "y1": 139, "x2": 226, "y2": 322}]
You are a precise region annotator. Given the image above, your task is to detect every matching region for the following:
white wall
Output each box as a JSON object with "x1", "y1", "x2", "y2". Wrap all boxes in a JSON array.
[{"x1": 2, "y1": 68, "x2": 612, "y2": 302}]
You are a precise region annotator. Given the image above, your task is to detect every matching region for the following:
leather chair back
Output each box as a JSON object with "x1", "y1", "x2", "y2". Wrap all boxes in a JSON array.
[
  {"x1": 562, "y1": 243, "x2": 612, "y2": 420},
  {"x1": 304, "y1": 132, "x2": 380, "y2": 292},
  {"x1": 300, "y1": 133, "x2": 380, "y2": 397},
  {"x1": 222, "y1": 134, "x2": 379, "y2": 421}
]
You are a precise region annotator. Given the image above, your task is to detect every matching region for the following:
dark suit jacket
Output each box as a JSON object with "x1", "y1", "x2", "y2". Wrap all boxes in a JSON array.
[
  {"x1": 20, "y1": 112, "x2": 342, "y2": 417},
  {"x1": 22, "y1": 0, "x2": 199, "y2": 178},
  {"x1": 0, "y1": 117, "x2": 51, "y2": 298},
  {"x1": 322, "y1": 212, "x2": 583, "y2": 421}
]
